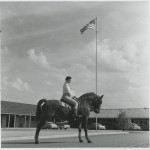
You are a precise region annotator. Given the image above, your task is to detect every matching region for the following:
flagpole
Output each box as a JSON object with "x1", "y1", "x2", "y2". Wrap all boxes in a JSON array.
[
  {"x1": 96, "y1": 17, "x2": 98, "y2": 95},
  {"x1": 80, "y1": 18, "x2": 98, "y2": 131},
  {"x1": 96, "y1": 17, "x2": 98, "y2": 132}
]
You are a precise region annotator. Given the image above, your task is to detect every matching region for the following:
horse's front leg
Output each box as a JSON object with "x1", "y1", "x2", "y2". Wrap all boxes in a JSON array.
[
  {"x1": 78, "y1": 121, "x2": 83, "y2": 143},
  {"x1": 83, "y1": 117, "x2": 92, "y2": 143}
]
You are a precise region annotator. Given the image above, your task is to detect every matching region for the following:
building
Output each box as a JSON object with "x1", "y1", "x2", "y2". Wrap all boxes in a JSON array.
[
  {"x1": 1, "y1": 101, "x2": 37, "y2": 128},
  {"x1": 1, "y1": 101, "x2": 149, "y2": 130},
  {"x1": 89, "y1": 108, "x2": 149, "y2": 130}
]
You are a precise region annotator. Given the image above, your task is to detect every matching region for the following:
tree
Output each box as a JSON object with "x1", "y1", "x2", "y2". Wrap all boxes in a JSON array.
[{"x1": 116, "y1": 111, "x2": 132, "y2": 131}]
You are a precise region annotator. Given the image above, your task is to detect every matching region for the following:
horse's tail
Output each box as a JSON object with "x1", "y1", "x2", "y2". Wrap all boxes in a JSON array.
[{"x1": 36, "y1": 99, "x2": 47, "y2": 122}]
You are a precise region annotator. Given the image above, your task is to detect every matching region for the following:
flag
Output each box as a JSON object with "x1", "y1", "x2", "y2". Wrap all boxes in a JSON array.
[{"x1": 80, "y1": 18, "x2": 96, "y2": 34}]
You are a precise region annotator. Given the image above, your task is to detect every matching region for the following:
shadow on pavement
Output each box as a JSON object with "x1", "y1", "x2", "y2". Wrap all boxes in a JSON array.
[{"x1": 2, "y1": 141, "x2": 79, "y2": 145}]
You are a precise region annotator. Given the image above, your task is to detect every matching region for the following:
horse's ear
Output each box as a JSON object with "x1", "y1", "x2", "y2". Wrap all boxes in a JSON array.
[{"x1": 100, "y1": 95, "x2": 104, "y2": 98}]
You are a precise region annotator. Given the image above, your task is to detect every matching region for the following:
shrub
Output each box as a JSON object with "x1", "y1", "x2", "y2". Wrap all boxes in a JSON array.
[{"x1": 116, "y1": 111, "x2": 132, "y2": 131}]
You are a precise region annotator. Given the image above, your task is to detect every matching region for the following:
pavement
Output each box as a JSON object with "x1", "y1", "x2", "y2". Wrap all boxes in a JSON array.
[{"x1": 1, "y1": 128, "x2": 129, "y2": 142}]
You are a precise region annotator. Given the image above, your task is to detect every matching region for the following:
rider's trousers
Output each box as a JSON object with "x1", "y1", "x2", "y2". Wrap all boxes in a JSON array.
[{"x1": 61, "y1": 93, "x2": 78, "y2": 109}]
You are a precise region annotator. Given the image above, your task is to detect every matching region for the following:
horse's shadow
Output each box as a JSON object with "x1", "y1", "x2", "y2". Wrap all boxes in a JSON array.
[{"x1": 3, "y1": 140, "x2": 79, "y2": 145}]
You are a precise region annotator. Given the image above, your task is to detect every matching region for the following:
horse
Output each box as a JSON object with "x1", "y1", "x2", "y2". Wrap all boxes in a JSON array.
[{"x1": 34, "y1": 92, "x2": 103, "y2": 144}]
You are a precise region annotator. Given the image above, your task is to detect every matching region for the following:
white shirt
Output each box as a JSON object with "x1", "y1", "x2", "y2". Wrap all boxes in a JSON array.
[{"x1": 63, "y1": 82, "x2": 75, "y2": 97}]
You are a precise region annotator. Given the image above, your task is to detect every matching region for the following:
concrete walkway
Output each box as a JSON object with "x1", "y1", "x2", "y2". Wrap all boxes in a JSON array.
[{"x1": 1, "y1": 128, "x2": 129, "y2": 142}]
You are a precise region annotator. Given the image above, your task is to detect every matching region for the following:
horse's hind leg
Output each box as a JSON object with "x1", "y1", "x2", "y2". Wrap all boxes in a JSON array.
[{"x1": 35, "y1": 120, "x2": 46, "y2": 144}]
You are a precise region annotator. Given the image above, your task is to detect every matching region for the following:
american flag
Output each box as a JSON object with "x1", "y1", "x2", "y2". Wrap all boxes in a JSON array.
[{"x1": 80, "y1": 19, "x2": 96, "y2": 34}]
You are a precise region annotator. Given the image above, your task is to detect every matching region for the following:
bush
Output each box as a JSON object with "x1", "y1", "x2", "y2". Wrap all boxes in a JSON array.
[{"x1": 116, "y1": 111, "x2": 132, "y2": 131}]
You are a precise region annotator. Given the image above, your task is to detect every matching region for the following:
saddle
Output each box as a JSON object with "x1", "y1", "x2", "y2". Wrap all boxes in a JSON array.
[{"x1": 59, "y1": 96, "x2": 79, "y2": 110}]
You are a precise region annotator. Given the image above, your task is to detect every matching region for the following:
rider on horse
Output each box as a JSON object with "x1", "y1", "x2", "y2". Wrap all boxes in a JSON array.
[{"x1": 61, "y1": 76, "x2": 78, "y2": 117}]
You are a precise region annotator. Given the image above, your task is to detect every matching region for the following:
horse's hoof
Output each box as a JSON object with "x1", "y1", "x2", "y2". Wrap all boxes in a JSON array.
[
  {"x1": 79, "y1": 139, "x2": 84, "y2": 143},
  {"x1": 35, "y1": 140, "x2": 39, "y2": 144},
  {"x1": 87, "y1": 140, "x2": 92, "y2": 143}
]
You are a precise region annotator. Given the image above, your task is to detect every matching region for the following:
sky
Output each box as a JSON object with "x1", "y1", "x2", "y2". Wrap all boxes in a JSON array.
[{"x1": 0, "y1": 1, "x2": 149, "y2": 109}]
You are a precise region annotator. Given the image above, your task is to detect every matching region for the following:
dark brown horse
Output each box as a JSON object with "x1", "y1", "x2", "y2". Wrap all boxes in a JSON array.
[{"x1": 34, "y1": 92, "x2": 103, "y2": 144}]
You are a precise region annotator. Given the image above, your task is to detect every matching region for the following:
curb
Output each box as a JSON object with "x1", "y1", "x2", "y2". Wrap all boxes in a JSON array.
[{"x1": 1, "y1": 131, "x2": 129, "y2": 142}]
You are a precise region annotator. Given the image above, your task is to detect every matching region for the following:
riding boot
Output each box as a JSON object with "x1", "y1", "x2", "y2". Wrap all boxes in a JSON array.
[{"x1": 74, "y1": 109, "x2": 78, "y2": 117}]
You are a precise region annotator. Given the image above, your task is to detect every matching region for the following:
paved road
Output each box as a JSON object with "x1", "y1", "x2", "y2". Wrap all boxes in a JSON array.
[{"x1": 1, "y1": 131, "x2": 149, "y2": 148}]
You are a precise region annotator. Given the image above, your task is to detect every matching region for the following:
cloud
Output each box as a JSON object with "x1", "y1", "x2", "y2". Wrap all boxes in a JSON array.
[
  {"x1": 83, "y1": 40, "x2": 128, "y2": 72},
  {"x1": 11, "y1": 78, "x2": 30, "y2": 91},
  {"x1": 2, "y1": 77, "x2": 30, "y2": 91},
  {"x1": 99, "y1": 40, "x2": 136, "y2": 72},
  {"x1": 27, "y1": 49, "x2": 49, "y2": 69},
  {"x1": 83, "y1": 38, "x2": 148, "y2": 73},
  {"x1": 1, "y1": 46, "x2": 10, "y2": 55},
  {"x1": 2, "y1": 76, "x2": 8, "y2": 87}
]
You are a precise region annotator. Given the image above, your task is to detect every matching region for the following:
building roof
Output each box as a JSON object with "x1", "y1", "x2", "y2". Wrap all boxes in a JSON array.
[
  {"x1": 1, "y1": 101, "x2": 36, "y2": 116},
  {"x1": 1, "y1": 101, "x2": 149, "y2": 118},
  {"x1": 89, "y1": 108, "x2": 149, "y2": 119}
]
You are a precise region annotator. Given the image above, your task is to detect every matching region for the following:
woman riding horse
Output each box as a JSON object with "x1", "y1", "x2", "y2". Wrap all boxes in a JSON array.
[{"x1": 61, "y1": 76, "x2": 78, "y2": 117}]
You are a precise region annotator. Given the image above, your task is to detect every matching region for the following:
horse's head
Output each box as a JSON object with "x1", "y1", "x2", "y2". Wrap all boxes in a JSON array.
[
  {"x1": 91, "y1": 94, "x2": 103, "y2": 113},
  {"x1": 79, "y1": 92, "x2": 103, "y2": 114}
]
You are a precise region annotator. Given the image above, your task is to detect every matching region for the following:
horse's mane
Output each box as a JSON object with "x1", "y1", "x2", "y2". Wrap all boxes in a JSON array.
[{"x1": 79, "y1": 92, "x2": 96, "y2": 100}]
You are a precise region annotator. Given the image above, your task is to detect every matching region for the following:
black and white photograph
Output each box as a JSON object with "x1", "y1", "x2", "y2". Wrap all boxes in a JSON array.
[{"x1": 0, "y1": 0, "x2": 149, "y2": 148}]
